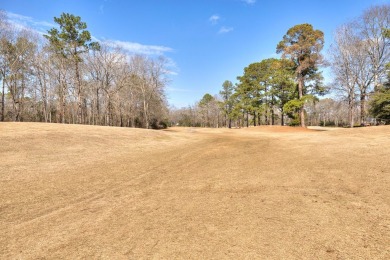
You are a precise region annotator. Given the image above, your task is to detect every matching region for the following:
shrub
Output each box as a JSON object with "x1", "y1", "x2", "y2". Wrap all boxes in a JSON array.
[{"x1": 150, "y1": 118, "x2": 168, "y2": 129}]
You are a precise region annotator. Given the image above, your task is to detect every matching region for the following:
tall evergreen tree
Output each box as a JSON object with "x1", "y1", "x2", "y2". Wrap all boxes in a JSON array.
[
  {"x1": 269, "y1": 59, "x2": 297, "y2": 126},
  {"x1": 369, "y1": 83, "x2": 390, "y2": 123},
  {"x1": 236, "y1": 62, "x2": 264, "y2": 126},
  {"x1": 44, "y1": 13, "x2": 100, "y2": 124},
  {"x1": 219, "y1": 80, "x2": 234, "y2": 128},
  {"x1": 277, "y1": 23, "x2": 326, "y2": 127},
  {"x1": 199, "y1": 93, "x2": 215, "y2": 127}
]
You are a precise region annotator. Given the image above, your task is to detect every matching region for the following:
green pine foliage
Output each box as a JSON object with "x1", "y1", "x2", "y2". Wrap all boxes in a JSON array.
[
  {"x1": 276, "y1": 23, "x2": 326, "y2": 126},
  {"x1": 369, "y1": 29, "x2": 390, "y2": 123},
  {"x1": 44, "y1": 13, "x2": 100, "y2": 58},
  {"x1": 369, "y1": 75, "x2": 390, "y2": 122}
]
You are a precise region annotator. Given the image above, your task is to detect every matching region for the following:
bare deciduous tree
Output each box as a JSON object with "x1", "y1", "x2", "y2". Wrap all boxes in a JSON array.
[
  {"x1": 360, "y1": 4, "x2": 390, "y2": 90},
  {"x1": 330, "y1": 4, "x2": 390, "y2": 125}
]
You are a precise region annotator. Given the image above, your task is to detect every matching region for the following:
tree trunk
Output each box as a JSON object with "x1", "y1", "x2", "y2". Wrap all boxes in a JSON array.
[
  {"x1": 143, "y1": 99, "x2": 149, "y2": 129},
  {"x1": 271, "y1": 95, "x2": 275, "y2": 125},
  {"x1": 348, "y1": 93, "x2": 354, "y2": 128},
  {"x1": 61, "y1": 83, "x2": 66, "y2": 124},
  {"x1": 360, "y1": 92, "x2": 366, "y2": 125},
  {"x1": 42, "y1": 76, "x2": 48, "y2": 123},
  {"x1": 374, "y1": 72, "x2": 379, "y2": 92},
  {"x1": 10, "y1": 81, "x2": 18, "y2": 122},
  {"x1": 298, "y1": 75, "x2": 306, "y2": 127},
  {"x1": 75, "y1": 60, "x2": 83, "y2": 124},
  {"x1": 1, "y1": 78, "x2": 5, "y2": 122},
  {"x1": 20, "y1": 78, "x2": 26, "y2": 122},
  {"x1": 96, "y1": 87, "x2": 100, "y2": 125}
]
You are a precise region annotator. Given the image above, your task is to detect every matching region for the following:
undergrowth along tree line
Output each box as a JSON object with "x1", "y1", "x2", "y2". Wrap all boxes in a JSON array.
[
  {"x1": 171, "y1": 4, "x2": 390, "y2": 128},
  {"x1": 0, "y1": 12, "x2": 169, "y2": 128}
]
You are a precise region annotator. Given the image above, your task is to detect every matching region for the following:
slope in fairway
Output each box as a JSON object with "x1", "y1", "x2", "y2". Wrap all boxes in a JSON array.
[{"x1": 1, "y1": 122, "x2": 389, "y2": 259}]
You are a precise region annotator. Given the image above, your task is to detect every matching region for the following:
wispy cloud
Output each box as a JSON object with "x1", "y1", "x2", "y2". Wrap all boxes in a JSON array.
[
  {"x1": 5, "y1": 11, "x2": 177, "y2": 70},
  {"x1": 209, "y1": 14, "x2": 220, "y2": 25},
  {"x1": 6, "y1": 11, "x2": 173, "y2": 54},
  {"x1": 99, "y1": 0, "x2": 109, "y2": 13},
  {"x1": 165, "y1": 71, "x2": 179, "y2": 76},
  {"x1": 103, "y1": 39, "x2": 173, "y2": 56},
  {"x1": 163, "y1": 57, "x2": 179, "y2": 76},
  {"x1": 218, "y1": 26, "x2": 234, "y2": 34},
  {"x1": 6, "y1": 11, "x2": 56, "y2": 34},
  {"x1": 166, "y1": 87, "x2": 191, "y2": 92},
  {"x1": 241, "y1": 0, "x2": 256, "y2": 5}
]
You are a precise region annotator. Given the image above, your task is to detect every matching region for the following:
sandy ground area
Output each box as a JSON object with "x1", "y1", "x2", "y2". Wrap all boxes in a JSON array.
[{"x1": 1, "y1": 122, "x2": 389, "y2": 259}]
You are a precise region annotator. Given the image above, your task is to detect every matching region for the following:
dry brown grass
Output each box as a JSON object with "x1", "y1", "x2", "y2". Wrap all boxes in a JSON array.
[{"x1": 1, "y1": 122, "x2": 389, "y2": 259}]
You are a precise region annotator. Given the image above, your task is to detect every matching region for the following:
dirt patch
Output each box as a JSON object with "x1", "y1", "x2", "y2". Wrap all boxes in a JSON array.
[{"x1": 1, "y1": 123, "x2": 389, "y2": 259}]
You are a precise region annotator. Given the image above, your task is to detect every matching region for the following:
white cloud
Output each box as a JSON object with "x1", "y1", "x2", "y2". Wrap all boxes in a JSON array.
[
  {"x1": 6, "y1": 11, "x2": 56, "y2": 34},
  {"x1": 4, "y1": 11, "x2": 178, "y2": 72},
  {"x1": 103, "y1": 39, "x2": 173, "y2": 56},
  {"x1": 162, "y1": 57, "x2": 179, "y2": 76},
  {"x1": 34, "y1": 20, "x2": 56, "y2": 28},
  {"x1": 7, "y1": 12, "x2": 34, "y2": 24},
  {"x1": 209, "y1": 14, "x2": 220, "y2": 25},
  {"x1": 166, "y1": 87, "x2": 191, "y2": 92},
  {"x1": 218, "y1": 26, "x2": 234, "y2": 34},
  {"x1": 91, "y1": 35, "x2": 101, "y2": 42},
  {"x1": 241, "y1": 0, "x2": 256, "y2": 4},
  {"x1": 165, "y1": 71, "x2": 179, "y2": 76}
]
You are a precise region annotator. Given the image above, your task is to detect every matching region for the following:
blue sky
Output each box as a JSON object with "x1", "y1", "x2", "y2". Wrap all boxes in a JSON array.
[{"x1": 2, "y1": 0, "x2": 389, "y2": 108}]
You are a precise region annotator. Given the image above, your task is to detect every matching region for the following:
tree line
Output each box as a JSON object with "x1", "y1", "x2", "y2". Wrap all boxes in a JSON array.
[
  {"x1": 172, "y1": 4, "x2": 390, "y2": 128},
  {"x1": 0, "y1": 12, "x2": 169, "y2": 128},
  {"x1": 1, "y1": 5, "x2": 389, "y2": 129}
]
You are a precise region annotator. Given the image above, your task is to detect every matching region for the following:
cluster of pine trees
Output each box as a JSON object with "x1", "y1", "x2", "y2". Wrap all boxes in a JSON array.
[
  {"x1": 0, "y1": 12, "x2": 169, "y2": 128},
  {"x1": 172, "y1": 4, "x2": 390, "y2": 128}
]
